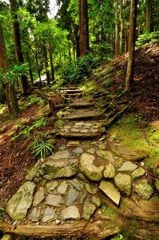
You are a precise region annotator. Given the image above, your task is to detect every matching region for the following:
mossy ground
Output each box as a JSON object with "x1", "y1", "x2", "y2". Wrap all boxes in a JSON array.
[{"x1": 108, "y1": 114, "x2": 159, "y2": 170}]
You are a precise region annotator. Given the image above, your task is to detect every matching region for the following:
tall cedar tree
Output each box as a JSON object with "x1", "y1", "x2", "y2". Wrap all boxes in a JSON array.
[
  {"x1": 0, "y1": 20, "x2": 19, "y2": 116},
  {"x1": 9, "y1": 0, "x2": 28, "y2": 95},
  {"x1": 146, "y1": 0, "x2": 151, "y2": 32},
  {"x1": 79, "y1": 0, "x2": 89, "y2": 56},
  {"x1": 125, "y1": 0, "x2": 138, "y2": 91}
]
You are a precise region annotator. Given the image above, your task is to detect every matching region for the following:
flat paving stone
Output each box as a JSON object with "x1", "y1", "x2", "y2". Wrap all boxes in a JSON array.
[
  {"x1": 45, "y1": 194, "x2": 64, "y2": 207},
  {"x1": 66, "y1": 188, "x2": 78, "y2": 206},
  {"x1": 61, "y1": 206, "x2": 80, "y2": 220}
]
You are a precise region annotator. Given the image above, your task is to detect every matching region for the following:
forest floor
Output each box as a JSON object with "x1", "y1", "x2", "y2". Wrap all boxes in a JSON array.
[{"x1": 0, "y1": 43, "x2": 159, "y2": 239}]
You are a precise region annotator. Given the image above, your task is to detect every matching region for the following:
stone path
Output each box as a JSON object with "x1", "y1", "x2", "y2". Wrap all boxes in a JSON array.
[{"x1": 1, "y1": 88, "x2": 157, "y2": 239}]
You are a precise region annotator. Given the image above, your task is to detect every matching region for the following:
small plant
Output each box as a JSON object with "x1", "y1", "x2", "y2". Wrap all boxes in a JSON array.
[
  {"x1": 31, "y1": 132, "x2": 55, "y2": 159},
  {"x1": 136, "y1": 31, "x2": 159, "y2": 47}
]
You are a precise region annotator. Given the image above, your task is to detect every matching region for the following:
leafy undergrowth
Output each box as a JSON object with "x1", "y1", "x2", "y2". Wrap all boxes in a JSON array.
[{"x1": 0, "y1": 93, "x2": 55, "y2": 202}]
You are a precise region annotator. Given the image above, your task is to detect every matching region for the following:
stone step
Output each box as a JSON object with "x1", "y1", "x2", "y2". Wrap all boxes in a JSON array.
[
  {"x1": 70, "y1": 101, "x2": 95, "y2": 109},
  {"x1": 63, "y1": 110, "x2": 102, "y2": 120},
  {"x1": 62, "y1": 89, "x2": 83, "y2": 94},
  {"x1": 58, "y1": 131, "x2": 100, "y2": 138}
]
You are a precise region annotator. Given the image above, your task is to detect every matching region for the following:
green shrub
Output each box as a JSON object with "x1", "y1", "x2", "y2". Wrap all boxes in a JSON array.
[
  {"x1": 30, "y1": 132, "x2": 55, "y2": 159},
  {"x1": 59, "y1": 53, "x2": 100, "y2": 84},
  {"x1": 136, "y1": 32, "x2": 159, "y2": 47}
]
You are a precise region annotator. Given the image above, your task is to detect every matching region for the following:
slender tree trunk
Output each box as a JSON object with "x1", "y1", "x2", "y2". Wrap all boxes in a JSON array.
[
  {"x1": 119, "y1": 0, "x2": 124, "y2": 53},
  {"x1": 35, "y1": 53, "x2": 41, "y2": 87},
  {"x1": 43, "y1": 45, "x2": 50, "y2": 85},
  {"x1": 125, "y1": 0, "x2": 138, "y2": 91},
  {"x1": 115, "y1": 0, "x2": 120, "y2": 57},
  {"x1": 79, "y1": 0, "x2": 89, "y2": 56},
  {"x1": 49, "y1": 49, "x2": 55, "y2": 81},
  {"x1": 0, "y1": 20, "x2": 19, "y2": 116},
  {"x1": 146, "y1": 0, "x2": 151, "y2": 32},
  {"x1": 29, "y1": 62, "x2": 34, "y2": 85},
  {"x1": 9, "y1": 0, "x2": 28, "y2": 95}
]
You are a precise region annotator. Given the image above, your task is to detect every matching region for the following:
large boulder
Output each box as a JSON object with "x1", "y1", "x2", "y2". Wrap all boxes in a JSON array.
[
  {"x1": 6, "y1": 181, "x2": 36, "y2": 221},
  {"x1": 80, "y1": 153, "x2": 104, "y2": 181}
]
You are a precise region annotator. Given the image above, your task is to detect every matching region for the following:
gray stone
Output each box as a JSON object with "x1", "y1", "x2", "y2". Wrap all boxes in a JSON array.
[
  {"x1": 53, "y1": 150, "x2": 71, "y2": 160},
  {"x1": 61, "y1": 206, "x2": 80, "y2": 220},
  {"x1": 69, "y1": 179, "x2": 83, "y2": 191},
  {"x1": 87, "y1": 148, "x2": 96, "y2": 154},
  {"x1": 45, "y1": 194, "x2": 64, "y2": 206},
  {"x1": 99, "y1": 181, "x2": 121, "y2": 205},
  {"x1": 114, "y1": 173, "x2": 132, "y2": 196},
  {"x1": 80, "y1": 153, "x2": 104, "y2": 181},
  {"x1": 85, "y1": 183, "x2": 97, "y2": 194},
  {"x1": 96, "y1": 150, "x2": 114, "y2": 162},
  {"x1": 82, "y1": 201, "x2": 96, "y2": 220},
  {"x1": 46, "y1": 181, "x2": 59, "y2": 193},
  {"x1": 33, "y1": 187, "x2": 45, "y2": 207},
  {"x1": 133, "y1": 179, "x2": 154, "y2": 200},
  {"x1": 43, "y1": 159, "x2": 78, "y2": 180},
  {"x1": 66, "y1": 188, "x2": 78, "y2": 206},
  {"x1": 57, "y1": 181, "x2": 68, "y2": 195},
  {"x1": 118, "y1": 161, "x2": 138, "y2": 172},
  {"x1": 103, "y1": 163, "x2": 115, "y2": 178},
  {"x1": 42, "y1": 207, "x2": 56, "y2": 223},
  {"x1": 98, "y1": 142, "x2": 106, "y2": 150},
  {"x1": 72, "y1": 147, "x2": 83, "y2": 155},
  {"x1": 6, "y1": 181, "x2": 36, "y2": 221},
  {"x1": 77, "y1": 191, "x2": 87, "y2": 204},
  {"x1": 25, "y1": 163, "x2": 41, "y2": 181},
  {"x1": 132, "y1": 167, "x2": 145, "y2": 179},
  {"x1": 92, "y1": 195, "x2": 101, "y2": 207},
  {"x1": 29, "y1": 208, "x2": 40, "y2": 222}
]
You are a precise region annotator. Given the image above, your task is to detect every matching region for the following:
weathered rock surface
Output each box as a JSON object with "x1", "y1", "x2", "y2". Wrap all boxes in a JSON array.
[
  {"x1": 82, "y1": 201, "x2": 96, "y2": 220},
  {"x1": 61, "y1": 206, "x2": 80, "y2": 220},
  {"x1": 118, "y1": 161, "x2": 138, "y2": 172},
  {"x1": 66, "y1": 188, "x2": 78, "y2": 206},
  {"x1": 57, "y1": 181, "x2": 68, "y2": 195},
  {"x1": 103, "y1": 163, "x2": 115, "y2": 178},
  {"x1": 29, "y1": 208, "x2": 40, "y2": 222},
  {"x1": 85, "y1": 183, "x2": 97, "y2": 194},
  {"x1": 6, "y1": 181, "x2": 36, "y2": 221},
  {"x1": 114, "y1": 173, "x2": 132, "y2": 196},
  {"x1": 45, "y1": 194, "x2": 64, "y2": 206},
  {"x1": 46, "y1": 181, "x2": 59, "y2": 193},
  {"x1": 33, "y1": 187, "x2": 45, "y2": 207},
  {"x1": 42, "y1": 207, "x2": 56, "y2": 223},
  {"x1": 132, "y1": 167, "x2": 145, "y2": 179},
  {"x1": 99, "y1": 181, "x2": 121, "y2": 205},
  {"x1": 42, "y1": 159, "x2": 78, "y2": 180},
  {"x1": 133, "y1": 179, "x2": 154, "y2": 200},
  {"x1": 96, "y1": 150, "x2": 114, "y2": 162},
  {"x1": 80, "y1": 153, "x2": 104, "y2": 181}
]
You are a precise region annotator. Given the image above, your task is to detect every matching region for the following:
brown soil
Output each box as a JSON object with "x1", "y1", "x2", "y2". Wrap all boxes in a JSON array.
[
  {"x1": 111, "y1": 43, "x2": 159, "y2": 121},
  {"x1": 0, "y1": 103, "x2": 54, "y2": 203}
]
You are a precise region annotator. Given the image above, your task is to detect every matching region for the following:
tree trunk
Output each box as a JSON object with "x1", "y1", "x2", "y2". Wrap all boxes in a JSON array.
[
  {"x1": 146, "y1": 0, "x2": 151, "y2": 32},
  {"x1": 0, "y1": 20, "x2": 19, "y2": 116},
  {"x1": 125, "y1": 0, "x2": 138, "y2": 91},
  {"x1": 43, "y1": 45, "x2": 50, "y2": 85},
  {"x1": 79, "y1": 0, "x2": 89, "y2": 56},
  {"x1": 115, "y1": 0, "x2": 120, "y2": 57},
  {"x1": 119, "y1": 0, "x2": 124, "y2": 53},
  {"x1": 9, "y1": 0, "x2": 28, "y2": 95},
  {"x1": 29, "y1": 62, "x2": 34, "y2": 85},
  {"x1": 35, "y1": 53, "x2": 42, "y2": 87},
  {"x1": 49, "y1": 50, "x2": 55, "y2": 81}
]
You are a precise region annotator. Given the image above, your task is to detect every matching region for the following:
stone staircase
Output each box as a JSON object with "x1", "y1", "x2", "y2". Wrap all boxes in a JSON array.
[{"x1": 0, "y1": 88, "x2": 158, "y2": 240}]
